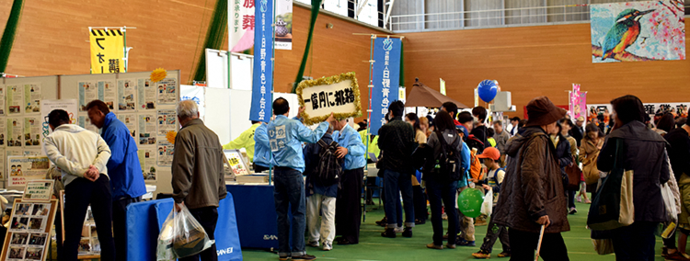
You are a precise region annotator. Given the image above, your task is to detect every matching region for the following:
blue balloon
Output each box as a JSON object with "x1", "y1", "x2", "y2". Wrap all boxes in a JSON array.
[{"x1": 478, "y1": 80, "x2": 498, "y2": 103}]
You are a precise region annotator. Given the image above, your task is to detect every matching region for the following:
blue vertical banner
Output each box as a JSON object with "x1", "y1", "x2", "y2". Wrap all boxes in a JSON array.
[
  {"x1": 370, "y1": 37, "x2": 401, "y2": 135},
  {"x1": 250, "y1": 0, "x2": 274, "y2": 122}
]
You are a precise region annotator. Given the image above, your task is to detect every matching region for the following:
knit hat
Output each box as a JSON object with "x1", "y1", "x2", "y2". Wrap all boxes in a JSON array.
[{"x1": 525, "y1": 96, "x2": 566, "y2": 127}]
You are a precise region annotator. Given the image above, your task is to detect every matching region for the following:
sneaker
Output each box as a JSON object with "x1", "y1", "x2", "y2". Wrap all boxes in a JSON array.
[
  {"x1": 475, "y1": 220, "x2": 488, "y2": 226},
  {"x1": 426, "y1": 243, "x2": 443, "y2": 250},
  {"x1": 446, "y1": 244, "x2": 456, "y2": 249},
  {"x1": 576, "y1": 195, "x2": 582, "y2": 203},
  {"x1": 569, "y1": 208, "x2": 577, "y2": 215},
  {"x1": 457, "y1": 239, "x2": 476, "y2": 246},
  {"x1": 322, "y1": 243, "x2": 332, "y2": 251},
  {"x1": 442, "y1": 212, "x2": 448, "y2": 220},
  {"x1": 585, "y1": 199, "x2": 592, "y2": 204},
  {"x1": 292, "y1": 254, "x2": 317, "y2": 261},
  {"x1": 402, "y1": 227, "x2": 413, "y2": 238},
  {"x1": 472, "y1": 251, "x2": 490, "y2": 259},
  {"x1": 497, "y1": 252, "x2": 511, "y2": 258},
  {"x1": 394, "y1": 226, "x2": 404, "y2": 233},
  {"x1": 381, "y1": 228, "x2": 396, "y2": 238},
  {"x1": 279, "y1": 256, "x2": 291, "y2": 261},
  {"x1": 307, "y1": 241, "x2": 319, "y2": 248}
]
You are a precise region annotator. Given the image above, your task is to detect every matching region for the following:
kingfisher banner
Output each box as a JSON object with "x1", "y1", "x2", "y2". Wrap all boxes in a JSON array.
[
  {"x1": 370, "y1": 38, "x2": 401, "y2": 135},
  {"x1": 249, "y1": 0, "x2": 274, "y2": 122},
  {"x1": 89, "y1": 29, "x2": 124, "y2": 74},
  {"x1": 228, "y1": 0, "x2": 255, "y2": 52},
  {"x1": 590, "y1": 1, "x2": 685, "y2": 63}
]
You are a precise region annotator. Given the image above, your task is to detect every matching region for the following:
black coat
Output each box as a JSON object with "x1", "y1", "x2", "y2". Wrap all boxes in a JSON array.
[
  {"x1": 597, "y1": 121, "x2": 670, "y2": 223},
  {"x1": 569, "y1": 126, "x2": 584, "y2": 147}
]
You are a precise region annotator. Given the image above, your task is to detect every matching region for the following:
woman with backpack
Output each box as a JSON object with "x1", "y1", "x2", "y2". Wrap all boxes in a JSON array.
[{"x1": 423, "y1": 112, "x2": 469, "y2": 250}]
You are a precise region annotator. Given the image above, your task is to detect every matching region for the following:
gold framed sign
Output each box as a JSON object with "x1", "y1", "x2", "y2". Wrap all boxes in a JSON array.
[{"x1": 296, "y1": 72, "x2": 362, "y2": 125}]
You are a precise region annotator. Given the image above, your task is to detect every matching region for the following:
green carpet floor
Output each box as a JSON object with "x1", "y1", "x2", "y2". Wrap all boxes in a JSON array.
[{"x1": 242, "y1": 200, "x2": 668, "y2": 260}]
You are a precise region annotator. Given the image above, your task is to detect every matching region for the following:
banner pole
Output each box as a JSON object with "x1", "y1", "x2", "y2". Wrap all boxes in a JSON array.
[{"x1": 123, "y1": 26, "x2": 128, "y2": 72}]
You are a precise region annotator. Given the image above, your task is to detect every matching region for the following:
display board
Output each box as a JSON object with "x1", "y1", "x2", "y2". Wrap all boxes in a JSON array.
[
  {"x1": 58, "y1": 70, "x2": 181, "y2": 195},
  {"x1": 0, "y1": 77, "x2": 59, "y2": 189},
  {"x1": 0, "y1": 198, "x2": 59, "y2": 261},
  {"x1": 205, "y1": 48, "x2": 253, "y2": 90}
]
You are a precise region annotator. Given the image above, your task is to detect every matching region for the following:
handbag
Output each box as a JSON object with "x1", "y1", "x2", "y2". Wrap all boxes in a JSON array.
[
  {"x1": 565, "y1": 156, "x2": 582, "y2": 191},
  {"x1": 587, "y1": 138, "x2": 635, "y2": 231}
]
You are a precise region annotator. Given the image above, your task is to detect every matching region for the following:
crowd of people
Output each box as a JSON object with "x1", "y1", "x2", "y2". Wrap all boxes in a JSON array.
[
  {"x1": 245, "y1": 93, "x2": 690, "y2": 261},
  {"x1": 40, "y1": 92, "x2": 688, "y2": 261}
]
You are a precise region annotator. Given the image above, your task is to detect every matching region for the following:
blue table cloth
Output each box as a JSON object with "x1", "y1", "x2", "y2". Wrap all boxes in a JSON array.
[{"x1": 226, "y1": 184, "x2": 280, "y2": 249}]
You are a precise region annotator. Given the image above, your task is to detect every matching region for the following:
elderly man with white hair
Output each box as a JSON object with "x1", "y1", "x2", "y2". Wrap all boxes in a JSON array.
[{"x1": 171, "y1": 100, "x2": 227, "y2": 261}]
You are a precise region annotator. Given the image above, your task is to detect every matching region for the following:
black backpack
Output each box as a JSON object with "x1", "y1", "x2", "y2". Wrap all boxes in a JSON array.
[
  {"x1": 312, "y1": 140, "x2": 343, "y2": 186},
  {"x1": 437, "y1": 131, "x2": 464, "y2": 181}
]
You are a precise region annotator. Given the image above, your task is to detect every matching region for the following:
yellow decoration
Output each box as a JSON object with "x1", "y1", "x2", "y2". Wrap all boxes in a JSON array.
[
  {"x1": 166, "y1": 130, "x2": 177, "y2": 144},
  {"x1": 296, "y1": 72, "x2": 363, "y2": 126},
  {"x1": 150, "y1": 68, "x2": 167, "y2": 82}
]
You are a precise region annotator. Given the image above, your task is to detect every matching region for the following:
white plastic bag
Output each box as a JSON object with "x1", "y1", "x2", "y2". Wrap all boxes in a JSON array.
[
  {"x1": 659, "y1": 183, "x2": 678, "y2": 239},
  {"x1": 480, "y1": 189, "x2": 493, "y2": 217},
  {"x1": 157, "y1": 204, "x2": 214, "y2": 260}
]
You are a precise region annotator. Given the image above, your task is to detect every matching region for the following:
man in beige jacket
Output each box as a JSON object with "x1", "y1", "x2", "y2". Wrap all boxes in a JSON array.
[{"x1": 43, "y1": 109, "x2": 115, "y2": 261}]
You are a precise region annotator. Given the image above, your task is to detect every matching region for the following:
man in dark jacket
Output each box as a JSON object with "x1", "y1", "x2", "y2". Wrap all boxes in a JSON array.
[
  {"x1": 492, "y1": 96, "x2": 570, "y2": 260},
  {"x1": 172, "y1": 100, "x2": 228, "y2": 261},
  {"x1": 378, "y1": 100, "x2": 417, "y2": 238},
  {"x1": 86, "y1": 100, "x2": 147, "y2": 257},
  {"x1": 569, "y1": 116, "x2": 585, "y2": 147}
]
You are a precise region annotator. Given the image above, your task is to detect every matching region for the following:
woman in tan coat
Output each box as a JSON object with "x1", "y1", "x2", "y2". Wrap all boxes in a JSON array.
[{"x1": 577, "y1": 123, "x2": 603, "y2": 203}]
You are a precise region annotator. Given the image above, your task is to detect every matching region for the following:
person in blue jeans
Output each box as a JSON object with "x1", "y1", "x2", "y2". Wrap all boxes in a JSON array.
[
  {"x1": 378, "y1": 100, "x2": 418, "y2": 238},
  {"x1": 422, "y1": 112, "x2": 469, "y2": 249},
  {"x1": 266, "y1": 98, "x2": 335, "y2": 261}
]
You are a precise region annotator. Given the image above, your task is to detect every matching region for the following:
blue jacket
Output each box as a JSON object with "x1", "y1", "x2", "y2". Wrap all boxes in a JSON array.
[
  {"x1": 266, "y1": 115, "x2": 329, "y2": 172},
  {"x1": 253, "y1": 123, "x2": 274, "y2": 168},
  {"x1": 333, "y1": 125, "x2": 366, "y2": 170},
  {"x1": 458, "y1": 142, "x2": 471, "y2": 188},
  {"x1": 101, "y1": 112, "x2": 146, "y2": 200}
]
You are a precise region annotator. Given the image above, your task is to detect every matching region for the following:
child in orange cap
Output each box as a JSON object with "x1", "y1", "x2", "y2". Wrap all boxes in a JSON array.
[{"x1": 472, "y1": 147, "x2": 510, "y2": 259}]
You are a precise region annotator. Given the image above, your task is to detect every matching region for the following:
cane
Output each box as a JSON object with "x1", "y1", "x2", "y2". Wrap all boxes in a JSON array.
[{"x1": 535, "y1": 225, "x2": 545, "y2": 261}]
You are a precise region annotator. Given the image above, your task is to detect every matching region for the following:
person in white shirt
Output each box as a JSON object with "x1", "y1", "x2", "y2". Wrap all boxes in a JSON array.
[{"x1": 43, "y1": 109, "x2": 115, "y2": 261}]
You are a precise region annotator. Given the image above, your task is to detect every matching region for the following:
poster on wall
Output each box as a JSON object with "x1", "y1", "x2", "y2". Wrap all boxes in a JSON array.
[
  {"x1": 23, "y1": 84, "x2": 41, "y2": 115},
  {"x1": 0, "y1": 120, "x2": 6, "y2": 147},
  {"x1": 138, "y1": 114, "x2": 157, "y2": 145},
  {"x1": 156, "y1": 78, "x2": 177, "y2": 105},
  {"x1": 590, "y1": 1, "x2": 685, "y2": 62},
  {"x1": 7, "y1": 118, "x2": 23, "y2": 148},
  {"x1": 0, "y1": 85, "x2": 5, "y2": 115},
  {"x1": 156, "y1": 141, "x2": 174, "y2": 166},
  {"x1": 117, "y1": 114, "x2": 137, "y2": 138},
  {"x1": 0, "y1": 150, "x2": 6, "y2": 180},
  {"x1": 99, "y1": 81, "x2": 117, "y2": 111},
  {"x1": 40, "y1": 99, "x2": 78, "y2": 138},
  {"x1": 137, "y1": 79, "x2": 156, "y2": 110},
  {"x1": 23, "y1": 118, "x2": 41, "y2": 148},
  {"x1": 117, "y1": 79, "x2": 137, "y2": 111},
  {"x1": 7, "y1": 85, "x2": 23, "y2": 115},
  {"x1": 7, "y1": 156, "x2": 50, "y2": 190},
  {"x1": 275, "y1": 0, "x2": 293, "y2": 50},
  {"x1": 156, "y1": 110, "x2": 176, "y2": 136},
  {"x1": 138, "y1": 147, "x2": 156, "y2": 182},
  {"x1": 78, "y1": 82, "x2": 96, "y2": 112}
]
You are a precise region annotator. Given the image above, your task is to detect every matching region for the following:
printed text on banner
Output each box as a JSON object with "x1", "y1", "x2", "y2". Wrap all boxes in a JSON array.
[
  {"x1": 249, "y1": 0, "x2": 274, "y2": 122},
  {"x1": 370, "y1": 38, "x2": 401, "y2": 135}
]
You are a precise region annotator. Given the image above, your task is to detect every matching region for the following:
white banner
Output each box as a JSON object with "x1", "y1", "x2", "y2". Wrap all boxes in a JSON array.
[
  {"x1": 275, "y1": 0, "x2": 293, "y2": 50},
  {"x1": 228, "y1": 0, "x2": 255, "y2": 52}
]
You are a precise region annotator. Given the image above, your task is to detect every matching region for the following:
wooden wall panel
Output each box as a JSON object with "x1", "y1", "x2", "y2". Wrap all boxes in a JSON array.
[
  {"x1": 0, "y1": 0, "x2": 218, "y2": 83},
  {"x1": 400, "y1": 21, "x2": 690, "y2": 117},
  {"x1": 0, "y1": 2, "x2": 386, "y2": 122}
]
